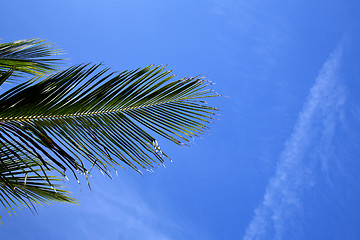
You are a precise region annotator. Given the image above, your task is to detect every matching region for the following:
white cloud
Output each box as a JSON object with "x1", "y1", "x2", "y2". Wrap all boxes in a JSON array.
[
  {"x1": 209, "y1": 0, "x2": 289, "y2": 61},
  {"x1": 243, "y1": 43, "x2": 346, "y2": 240},
  {"x1": 72, "y1": 178, "x2": 178, "y2": 240}
]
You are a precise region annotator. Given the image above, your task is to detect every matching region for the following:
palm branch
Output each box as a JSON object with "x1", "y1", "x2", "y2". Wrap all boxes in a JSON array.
[
  {"x1": 0, "y1": 39, "x2": 63, "y2": 79},
  {"x1": 0, "y1": 39, "x2": 218, "y2": 220},
  {"x1": 0, "y1": 141, "x2": 77, "y2": 222}
]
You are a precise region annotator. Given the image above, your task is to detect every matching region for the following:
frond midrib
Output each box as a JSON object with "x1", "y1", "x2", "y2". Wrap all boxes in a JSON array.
[{"x1": 0, "y1": 98, "x2": 189, "y2": 122}]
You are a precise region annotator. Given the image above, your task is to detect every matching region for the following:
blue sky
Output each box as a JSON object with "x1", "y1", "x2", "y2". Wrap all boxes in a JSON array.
[{"x1": 2, "y1": 0, "x2": 360, "y2": 239}]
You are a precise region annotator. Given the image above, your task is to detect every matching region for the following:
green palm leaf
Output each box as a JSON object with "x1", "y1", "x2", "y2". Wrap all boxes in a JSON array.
[
  {"x1": 0, "y1": 142, "x2": 77, "y2": 222},
  {"x1": 0, "y1": 38, "x2": 219, "y2": 220},
  {"x1": 0, "y1": 39, "x2": 63, "y2": 80},
  {"x1": 0, "y1": 64, "x2": 218, "y2": 182}
]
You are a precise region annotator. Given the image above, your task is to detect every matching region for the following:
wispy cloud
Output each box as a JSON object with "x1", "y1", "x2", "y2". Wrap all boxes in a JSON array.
[
  {"x1": 209, "y1": 0, "x2": 289, "y2": 64},
  {"x1": 72, "y1": 178, "x2": 178, "y2": 240},
  {"x1": 243, "y1": 43, "x2": 346, "y2": 240}
]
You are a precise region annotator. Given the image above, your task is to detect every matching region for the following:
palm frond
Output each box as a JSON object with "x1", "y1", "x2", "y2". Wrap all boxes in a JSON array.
[
  {"x1": 0, "y1": 39, "x2": 64, "y2": 80},
  {"x1": 0, "y1": 64, "x2": 218, "y2": 180},
  {"x1": 0, "y1": 70, "x2": 13, "y2": 86},
  {"x1": 0, "y1": 142, "x2": 77, "y2": 222}
]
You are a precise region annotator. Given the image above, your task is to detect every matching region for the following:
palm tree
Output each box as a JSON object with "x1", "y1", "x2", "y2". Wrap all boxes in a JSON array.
[{"x1": 0, "y1": 39, "x2": 218, "y2": 221}]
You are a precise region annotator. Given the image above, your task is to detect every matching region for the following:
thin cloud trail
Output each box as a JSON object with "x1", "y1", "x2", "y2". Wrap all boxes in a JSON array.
[
  {"x1": 243, "y1": 43, "x2": 346, "y2": 240},
  {"x1": 74, "y1": 179, "x2": 178, "y2": 240}
]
